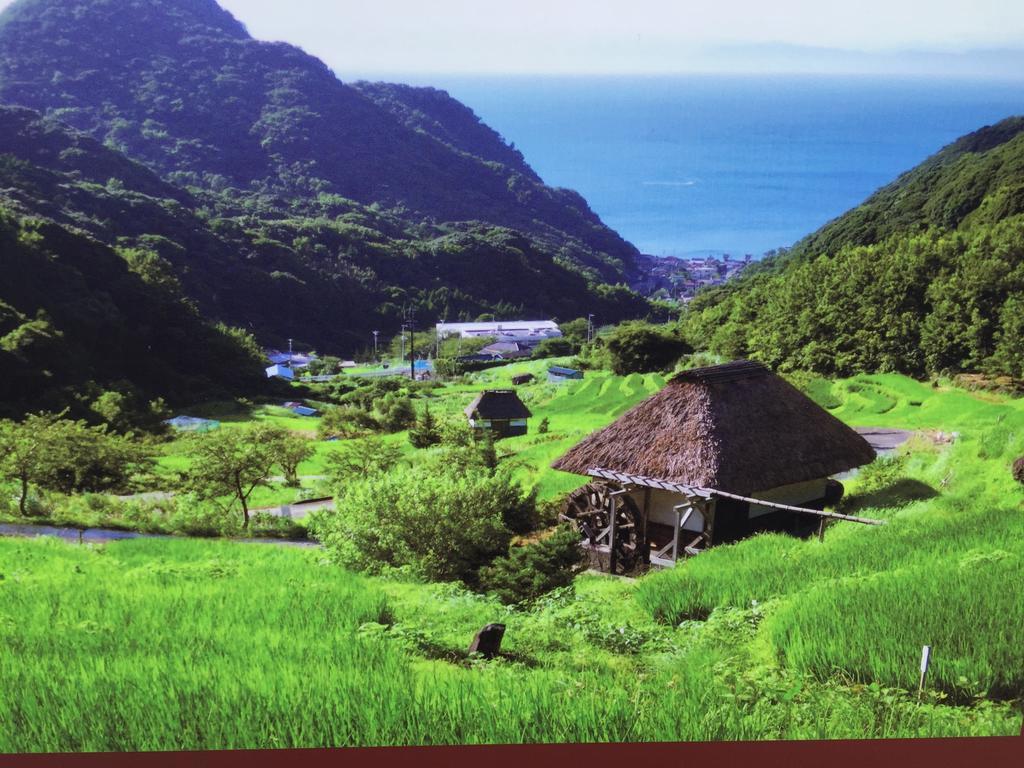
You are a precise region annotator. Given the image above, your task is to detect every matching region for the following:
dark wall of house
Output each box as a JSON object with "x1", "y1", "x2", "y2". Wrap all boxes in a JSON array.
[{"x1": 711, "y1": 497, "x2": 824, "y2": 545}]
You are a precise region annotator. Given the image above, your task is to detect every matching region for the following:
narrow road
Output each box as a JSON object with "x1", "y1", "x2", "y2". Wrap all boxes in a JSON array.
[
  {"x1": 854, "y1": 427, "x2": 914, "y2": 454},
  {"x1": 0, "y1": 523, "x2": 321, "y2": 548},
  {"x1": 250, "y1": 497, "x2": 335, "y2": 520}
]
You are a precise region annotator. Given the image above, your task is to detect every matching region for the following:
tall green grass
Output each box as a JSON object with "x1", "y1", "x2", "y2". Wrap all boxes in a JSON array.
[
  {"x1": 635, "y1": 377, "x2": 1024, "y2": 710},
  {"x1": 766, "y1": 553, "x2": 1023, "y2": 699},
  {"x1": 0, "y1": 537, "x2": 1016, "y2": 752}
]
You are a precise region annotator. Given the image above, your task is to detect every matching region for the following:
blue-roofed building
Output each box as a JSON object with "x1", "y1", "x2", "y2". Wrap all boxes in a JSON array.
[
  {"x1": 548, "y1": 366, "x2": 584, "y2": 383},
  {"x1": 266, "y1": 364, "x2": 295, "y2": 381},
  {"x1": 292, "y1": 406, "x2": 319, "y2": 417}
]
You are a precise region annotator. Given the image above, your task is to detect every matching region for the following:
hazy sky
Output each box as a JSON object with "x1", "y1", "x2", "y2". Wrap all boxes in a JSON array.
[
  {"x1": 2, "y1": 0, "x2": 1023, "y2": 76},
  {"x1": 218, "y1": 0, "x2": 1024, "y2": 77}
]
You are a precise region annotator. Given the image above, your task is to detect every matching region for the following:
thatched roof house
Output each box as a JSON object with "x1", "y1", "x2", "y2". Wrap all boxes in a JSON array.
[
  {"x1": 552, "y1": 361, "x2": 879, "y2": 572},
  {"x1": 465, "y1": 390, "x2": 532, "y2": 438},
  {"x1": 553, "y1": 360, "x2": 873, "y2": 495}
]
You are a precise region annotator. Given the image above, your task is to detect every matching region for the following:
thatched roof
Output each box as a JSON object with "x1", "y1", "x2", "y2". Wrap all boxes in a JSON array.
[
  {"x1": 465, "y1": 390, "x2": 532, "y2": 420},
  {"x1": 552, "y1": 361, "x2": 876, "y2": 495}
]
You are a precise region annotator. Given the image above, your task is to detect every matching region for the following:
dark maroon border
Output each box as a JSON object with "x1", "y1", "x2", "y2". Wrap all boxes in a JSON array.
[{"x1": 2, "y1": 736, "x2": 1021, "y2": 768}]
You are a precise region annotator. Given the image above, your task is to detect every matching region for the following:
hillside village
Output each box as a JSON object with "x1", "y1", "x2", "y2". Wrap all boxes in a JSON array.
[{"x1": 634, "y1": 253, "x2": 754, "y2": 301}]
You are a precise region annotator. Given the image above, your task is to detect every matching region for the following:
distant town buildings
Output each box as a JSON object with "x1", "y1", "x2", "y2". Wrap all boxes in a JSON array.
[
  {"x1": 436, "y1": 320, "x2": 562, "y2": 345},
  {"x1": 634, "y1": 254, "x2": 754, "y2": 302}
]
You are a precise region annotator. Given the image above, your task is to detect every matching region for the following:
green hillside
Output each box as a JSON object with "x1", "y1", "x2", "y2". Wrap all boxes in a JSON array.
[
  {"x1": 0, "y1": 0, "x2": 653, "y2": 357},
  {"x1": 683, "y1": 117, "x2": 1024, "y2": 379},
  {"x1": 0, "y1": 205, "x2": 269, "y2": 418},
  {"x1": 1, "y1": 374, "x2": 1021, "y2": 750}
]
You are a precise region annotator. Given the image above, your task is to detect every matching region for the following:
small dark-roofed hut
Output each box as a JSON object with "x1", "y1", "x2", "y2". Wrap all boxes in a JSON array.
[
  {"x1": 512, "y1": 373, "x2": 536, "y2": 386},
  {"x1": 552, "y1": 360, "x2": 878, "y2": 573},
  {"x1": 465, "y1": 390, "x2": 533, "y2": 439},
  {"x1": 548, "y1": 366, "x2": 583, "y2": 383}
]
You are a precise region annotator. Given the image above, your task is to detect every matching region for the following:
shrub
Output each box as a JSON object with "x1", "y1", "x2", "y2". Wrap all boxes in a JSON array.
[
  {"x1": 310, "y1": 463, "x2": 526, "y2": 584},
  {"x1": 376, "y1": 394, "x2": 415, "y2": 432},
  {"x1": 317, "y1": 406, "x2": 379, "y2": 439},
  {"x1": 603, "y1": 321, "x2": 692, "y2": 375},
  {"x1": 1013, "y1": 456, "x2": 1024, "y2": 485},
  {"x1": 478, "y1": 526, "x2": 587, "y2": 604}
]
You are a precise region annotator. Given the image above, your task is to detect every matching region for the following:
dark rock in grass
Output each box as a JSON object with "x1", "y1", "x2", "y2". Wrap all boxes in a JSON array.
[
  {"x1": 468, "y1": 623, "x2": 506, "y2": 659},
  {"x1": 1013, "y1": 456, "x2": 1024, "y2": 485}
]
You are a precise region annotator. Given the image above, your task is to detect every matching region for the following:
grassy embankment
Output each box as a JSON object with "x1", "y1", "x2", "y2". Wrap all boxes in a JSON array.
[{"x1": 1, "y1": 374, "x2": 1022, "y2": 751}]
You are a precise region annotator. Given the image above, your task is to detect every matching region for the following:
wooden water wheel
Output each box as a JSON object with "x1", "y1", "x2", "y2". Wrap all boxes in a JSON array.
[{"x1": 562, "y1": 483, "x2": 641, "y2": 574}]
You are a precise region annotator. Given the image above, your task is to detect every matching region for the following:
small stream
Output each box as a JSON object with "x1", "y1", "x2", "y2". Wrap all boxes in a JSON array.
[{"x1": 0, "y1": 523, "x2": 321, "y2": 548}]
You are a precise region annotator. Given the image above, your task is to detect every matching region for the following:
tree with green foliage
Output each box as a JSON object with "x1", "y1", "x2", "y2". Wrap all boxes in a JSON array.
[
  {"x1": 0, "y1": 417, "x2": 48, "y2": 515},
  {"x1": 432, "y1": 356, "x2": 465, "y2": 379},
  {"x1": 0, "y1": 413, "x2": 149, "y2": 514},
  {"x1": 478, "y1": 526, "x2": 588, "y2": 604},
  {"x1": 376, "y1": 393, "x2": 416, "y2": 433},
  {"x1": 408, "y1": 404, "x2": 441, "y2": 449},
  {"x1": 532, "y1": 336, "x2": 575, "y2": 358},
  {"x1": 183, "y1": 425, "x2": 284, "y2": 529},
  {"x1": 603, "y1": 321, "x2": 693, "y2": 374},
  {"x1": 317, "y1": 406, "x2": 379, "y2": 440},
  {"x1": 263, "y1": 427, "x2": 315, "y2": 488},
  {"x1": 324, "y1": 437, "x2": 403, "y2": 492}
]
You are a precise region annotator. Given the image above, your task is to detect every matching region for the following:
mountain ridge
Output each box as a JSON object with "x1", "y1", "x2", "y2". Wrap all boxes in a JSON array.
[
  {"x1": 0, "y1": 0, "x2": 655, "y2": 363},
  {"x1": 684, "y1": 116, "x2": 1024, "y2": 378}
]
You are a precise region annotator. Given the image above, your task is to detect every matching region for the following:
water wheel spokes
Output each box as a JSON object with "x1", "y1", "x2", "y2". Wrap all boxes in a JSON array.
[{"x1": 562, "y1": 482, "x2": 641, "y2": 574}]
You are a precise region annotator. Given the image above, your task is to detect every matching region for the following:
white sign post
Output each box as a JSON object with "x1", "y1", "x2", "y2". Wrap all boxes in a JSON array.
[{"x1": 918, "y1": 645, "x2": 932, "y2": 699}]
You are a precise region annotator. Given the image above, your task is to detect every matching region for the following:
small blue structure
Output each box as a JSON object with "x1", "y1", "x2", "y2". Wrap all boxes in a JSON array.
[
  {"x1": 292, "y1": 406, "x2": 319, "y2": 417},
  {"x1": 548, "y1": 366, "x2": 584, "y2": 383},
  {"x1": 164, "y1": 416, "x2": 221, "y2": 433},
  {"x1": 266, "y1": 364, "x2": 295, "y2": 381}
]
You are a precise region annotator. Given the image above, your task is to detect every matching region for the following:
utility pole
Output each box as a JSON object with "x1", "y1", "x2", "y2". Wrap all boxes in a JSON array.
[
  {"x1": 372, "y1": 330, "x2": 379, "y2": 361},
  {"x1": 403, "y1": 307, "x2": 416, "y2": 381},
  {"x1": 587, "y1": 314, "x2": 595, "y2": 344},
  {"x1": 288, "y1": 338, "x2": 294, "y2": 367},
  {"x1": 400, "y1": 324, "x2": 406, "y2": 362}
]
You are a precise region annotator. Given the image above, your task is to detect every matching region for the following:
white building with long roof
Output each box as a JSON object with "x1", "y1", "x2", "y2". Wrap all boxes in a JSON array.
[{"x1": 436, "y1": 320, "x2": 562, "y2": 346}]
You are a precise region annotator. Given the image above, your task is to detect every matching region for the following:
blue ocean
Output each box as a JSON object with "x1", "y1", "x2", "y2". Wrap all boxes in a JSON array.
[{"x1": 400, "y1": 75, "x2": 1024, "y2": 257}]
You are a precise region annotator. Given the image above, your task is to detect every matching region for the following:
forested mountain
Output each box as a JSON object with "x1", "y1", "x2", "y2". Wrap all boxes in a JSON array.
[
  {"x1": 0, "y1": 0, "x2": 651, "y2": 359},
  {"x1": 684, "y1": 118, "x2": 1024, "y2": 378},
  {"x1": 0, "y1": 201, "x2": 269, "y2": 420}
]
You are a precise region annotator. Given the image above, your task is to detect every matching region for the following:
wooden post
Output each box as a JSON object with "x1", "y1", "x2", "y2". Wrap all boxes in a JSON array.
[
  {"x1": 703, "y1": 500, "x2": 716, "y2": 547},
  {"x1": 672, "y1": 506, "x2": 682, "y2": 563},
  {"x1": 817, "y1": 518, "x2": 827, "y2": 542},
  {"x1": 608, "y1": 492, "x2": 618, "y2": 574},
  {"x1": 641, "y1": 488, "x2": 652, "y2": 566}
]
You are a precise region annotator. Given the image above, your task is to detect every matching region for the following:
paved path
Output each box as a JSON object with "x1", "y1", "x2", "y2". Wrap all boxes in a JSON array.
[
  {"x1": 0, "y1": 523, "x2": 321, "y2": 547},
  {"x1": 855, "y1": 427, "x2": 914, "y2": 454},
  {"x1": 250, "y1": 497, "x2": 336, "y2": 520}
]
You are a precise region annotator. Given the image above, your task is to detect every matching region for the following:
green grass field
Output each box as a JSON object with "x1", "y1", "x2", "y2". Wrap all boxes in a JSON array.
[
  {"x1": 1, "y1": 372, "x2": 1021, "y2": 750},
  {"x1": 153, "y1": 360, "x2": 663, "y2": 508}
]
